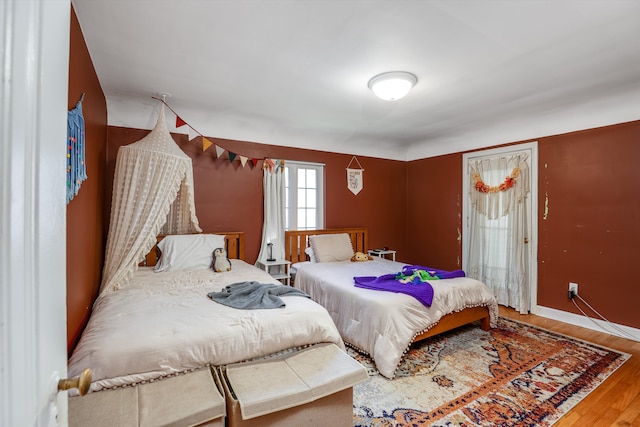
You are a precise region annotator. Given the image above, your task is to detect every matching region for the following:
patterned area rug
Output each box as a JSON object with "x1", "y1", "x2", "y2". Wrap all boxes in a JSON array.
[{"x1": 351, "y1": 317, "x2": 630, "y2": 427}]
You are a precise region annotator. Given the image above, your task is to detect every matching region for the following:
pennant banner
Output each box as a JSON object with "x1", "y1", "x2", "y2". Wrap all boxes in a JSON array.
[
  {"x1": 188, "y1": 127, "x2": 199, "y2": 142},
  {"x1": 202, "y1": 137, "x2": 213, "y2": 152},
  {"x1": 215, "y1": 145, "x2": 225, "y2": 158},
  {"x1": 154, "y1": 97, "x2": 282, "y2": 172},
  {"x1": 347, "y1": 168, "x2": 364, "y2": 195}
]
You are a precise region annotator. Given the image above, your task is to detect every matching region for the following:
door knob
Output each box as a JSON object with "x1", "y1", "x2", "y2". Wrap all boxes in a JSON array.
[
  {"x1": 58, "y1": 368, "x2": 92, "y2": 396},
  {"x1": 524, "y1": 237, "x2": 529, "y2": 244}
]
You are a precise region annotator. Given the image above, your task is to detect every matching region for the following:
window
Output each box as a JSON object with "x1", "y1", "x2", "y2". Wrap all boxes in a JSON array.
[{"x1": 285, "y1": 161, "x2": 324, "y2": 230}]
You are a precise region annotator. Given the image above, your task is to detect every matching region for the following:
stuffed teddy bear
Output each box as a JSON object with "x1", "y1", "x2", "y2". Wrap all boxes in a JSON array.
[
  {"x1": 351, "y1": 251, "x2": 373, "y2": 262},
  {"x1": 211, "y1": 247, "x2": 232, "y2": 272}
]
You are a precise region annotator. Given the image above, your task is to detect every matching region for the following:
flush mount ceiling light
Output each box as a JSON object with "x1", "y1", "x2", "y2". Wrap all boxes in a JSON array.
[{"x1": 368, "y1": 71, "x2": 418, "y2": 101}]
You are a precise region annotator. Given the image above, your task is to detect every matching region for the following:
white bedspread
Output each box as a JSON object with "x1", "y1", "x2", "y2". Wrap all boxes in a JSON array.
[
  {"x1": 294, "y1": 258, "x2": 498, "y2": 379},
  {"x1": 68, "y1": 260, "x2": 344, "y2": 392}
]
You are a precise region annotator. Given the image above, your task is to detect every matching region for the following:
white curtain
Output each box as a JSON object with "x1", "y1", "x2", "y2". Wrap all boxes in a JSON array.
[
  {"x1": 467, "y1": 154, "x2": 530, "y2": 313},
  {"x1": 101, "y1": 106, "x2": 201, "y2": 294},
  {"x1": 256, "y1": 160, "x2": 285, "y2": 262}
]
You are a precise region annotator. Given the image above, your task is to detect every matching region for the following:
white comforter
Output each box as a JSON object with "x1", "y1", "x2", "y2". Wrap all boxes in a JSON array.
[
  {"x1": 68, "y1": 260, "x2": 344, "y2": 392},
  {"x1": 294, "y1": 258, "x2": 498, "y2": 379}
]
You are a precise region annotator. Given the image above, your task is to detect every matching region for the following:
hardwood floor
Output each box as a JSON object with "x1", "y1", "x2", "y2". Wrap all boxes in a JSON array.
[{"x1": 499, "y1": 306, "x2": 640, "y2": 427}]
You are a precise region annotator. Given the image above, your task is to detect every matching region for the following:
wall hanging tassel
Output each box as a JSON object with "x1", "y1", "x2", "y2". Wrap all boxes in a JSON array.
[{"x1": 66, "y1": 93, "x2": 87, "y2": 204}]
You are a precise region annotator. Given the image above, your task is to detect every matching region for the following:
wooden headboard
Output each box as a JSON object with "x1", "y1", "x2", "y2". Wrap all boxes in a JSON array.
[
  {"x1": 142, "y1": 232, "x2": 245, "y2": 267},
  {"x1": 284, "y1": 228, "x2": 368, "y2": 263}
]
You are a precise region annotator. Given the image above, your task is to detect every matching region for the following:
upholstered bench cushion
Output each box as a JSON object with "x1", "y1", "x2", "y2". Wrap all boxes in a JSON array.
[{"x1": 224, "y1": 343, "x2": 368, "y2": 420}]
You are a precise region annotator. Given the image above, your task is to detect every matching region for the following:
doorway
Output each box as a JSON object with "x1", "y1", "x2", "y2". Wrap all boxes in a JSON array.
[
  {"x1": 1, "y1": 1, "x2": 71, "y2": 425},
  {"x1": 462, "y1": 142, "x2": 538, "y2": 314}
]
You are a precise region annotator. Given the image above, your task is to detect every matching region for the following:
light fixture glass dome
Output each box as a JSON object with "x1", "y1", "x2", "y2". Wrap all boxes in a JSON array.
[{"x1": 368, "y1": 71, "x2": 417, "y2": 101}]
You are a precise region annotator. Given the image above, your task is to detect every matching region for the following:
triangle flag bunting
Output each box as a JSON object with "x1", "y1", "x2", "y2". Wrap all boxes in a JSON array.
[
  {"x1": 202, "y1": 137, "x2": 213, "y2": 152},
  {"x1": 215, "y1": 145, "x2": 225, "y2": 158},
  {"x1": 159, "y1": 101, "x2": 285, "y2": 172},
  {"x1": 188, "y1": 128, "x2": 199, "y2": 142},
  {"x1": 176, "y1": 116, "x2": 187, "y2": 128}
]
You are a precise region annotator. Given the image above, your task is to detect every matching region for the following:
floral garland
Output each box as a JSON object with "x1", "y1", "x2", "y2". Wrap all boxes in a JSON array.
[{"x1": 472, "y1": 167, "x2": 520, "y2": 193}]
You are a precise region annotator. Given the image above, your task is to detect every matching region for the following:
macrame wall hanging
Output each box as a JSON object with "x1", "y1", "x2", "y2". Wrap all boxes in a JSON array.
[
  {"x1": 66, "y1": 93, "x2": 86, "y2": 204},
  {"x1": 346, "y1": 156, "x2": 364, "y2": 195}
]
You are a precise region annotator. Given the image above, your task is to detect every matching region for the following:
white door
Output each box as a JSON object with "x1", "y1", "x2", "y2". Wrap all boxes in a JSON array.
[
  {"x1": 462, "y1": 142, "x2": 538, "y2": 313},
  {"x1": 1, "y1": 1, "x2": 71, "y2": 426}
]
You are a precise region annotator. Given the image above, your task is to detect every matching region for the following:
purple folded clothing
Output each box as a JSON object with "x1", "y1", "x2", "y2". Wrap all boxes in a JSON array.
[{"x1": 353, "y1": 265, "x2": 465, "y2": 307}]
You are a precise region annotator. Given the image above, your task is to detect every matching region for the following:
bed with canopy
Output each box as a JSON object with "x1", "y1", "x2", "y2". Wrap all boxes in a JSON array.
[
  {"x1": 100, "y1": 105, "x2": 202, "y2": 293},
  {"x1": 67, "y1": 107, "x2": 344, "y2": 425}
]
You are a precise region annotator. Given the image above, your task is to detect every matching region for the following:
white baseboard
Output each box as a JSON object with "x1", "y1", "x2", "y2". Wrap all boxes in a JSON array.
[{"x1": 534, "y1": 305, "x2": 640, "y2": 342}]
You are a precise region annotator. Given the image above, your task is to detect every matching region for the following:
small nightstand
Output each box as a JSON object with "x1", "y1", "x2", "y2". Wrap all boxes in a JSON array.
[
  {"x1": 368, "y1": 249, "x2": 396, "y2": 262},
  {"x1": 256, "y1": 259, "x2": 291, "y2": 286}
]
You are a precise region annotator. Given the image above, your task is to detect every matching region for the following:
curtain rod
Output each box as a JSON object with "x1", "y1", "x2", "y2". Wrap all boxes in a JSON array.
[{"x1": 285, "y1": 160, "x2": 326, "y2": 167}]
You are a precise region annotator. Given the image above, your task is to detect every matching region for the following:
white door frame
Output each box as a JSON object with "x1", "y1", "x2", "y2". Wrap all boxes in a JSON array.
[
  {"x1": 462, "y1": 142, "x2": 539, "y2": 313},
  {"x1": 1, "y1": 1, "x2": 70, "y2": 426}
]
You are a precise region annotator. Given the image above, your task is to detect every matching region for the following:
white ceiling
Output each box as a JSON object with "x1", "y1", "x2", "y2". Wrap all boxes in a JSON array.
[{"x1": 72, "y1": 0, "x2": 640, "y2": 161}]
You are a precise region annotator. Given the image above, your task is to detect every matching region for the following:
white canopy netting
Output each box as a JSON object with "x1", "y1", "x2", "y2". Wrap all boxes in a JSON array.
[{"x1": 100, "y1": 106, "x2": 201, "y2": 294}]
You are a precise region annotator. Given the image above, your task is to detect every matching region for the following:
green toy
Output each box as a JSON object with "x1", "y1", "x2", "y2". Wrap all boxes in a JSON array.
[{"x1": 395, "y1": 269, "x2": 440, "y2": 284}]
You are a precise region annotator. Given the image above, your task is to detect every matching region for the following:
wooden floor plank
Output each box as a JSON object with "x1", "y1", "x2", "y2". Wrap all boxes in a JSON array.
[
  {"x1": 610, "y1": 372, "x2": 640, "y2": 411},
  {"x1": 613, "y1": 394, "x2": 640, "y2": 426},
  {"x1": 555, "y1": 410, "x2": 581, "y2": 427}
]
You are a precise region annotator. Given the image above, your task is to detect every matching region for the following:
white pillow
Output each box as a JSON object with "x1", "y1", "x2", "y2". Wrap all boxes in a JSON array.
[
  {"x1": 154, "y1": 234, "x2": 226, "y2": 272},
  {"x1": 305, "y1": 246, "x2": 317, "y2": 263},
  {"x1": 309, "y1": 233, "x2": 354, "y2": 263}
]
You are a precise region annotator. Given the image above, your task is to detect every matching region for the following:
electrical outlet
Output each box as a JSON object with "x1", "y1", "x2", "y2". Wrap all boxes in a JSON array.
[{"x1": 569, "y1": 282, "x2": 578, "y2": 296}]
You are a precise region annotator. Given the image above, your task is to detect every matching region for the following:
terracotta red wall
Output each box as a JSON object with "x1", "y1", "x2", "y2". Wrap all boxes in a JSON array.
[
  {"x1": 66, "y1": 6, "x2": 108, "y2": 354},
  {"x1": 105, "y1": 127, "x2": 406, "y2": 262},
  {"x1": 407, "y1": 120, "x2": 640, "y2": 329},
  {"x1": 106, "y1": 128, "x2": 408, "y2": 264},
  {"x1": 405, "y1": 153, "x2": 463, "y2": 271},
  {"x1": 537, "y1": 122, "x2": 639, "y2": 329}
]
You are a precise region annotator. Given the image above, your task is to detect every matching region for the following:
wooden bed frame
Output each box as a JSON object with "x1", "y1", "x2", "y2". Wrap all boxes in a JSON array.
[
  {"x1": 142, "y1": 232, "x2": 245, "y2": 266},
  {"x1": 284, "y1": 228, "x2": 490, "y2": 343}
]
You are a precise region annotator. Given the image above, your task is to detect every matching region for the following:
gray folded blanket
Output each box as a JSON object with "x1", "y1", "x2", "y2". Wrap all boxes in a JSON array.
[{"x1": 207, "y1": 281, "x2": 311, "y2": 309}]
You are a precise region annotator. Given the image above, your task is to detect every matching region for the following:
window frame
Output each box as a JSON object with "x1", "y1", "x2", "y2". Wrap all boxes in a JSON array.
[{"x1": 285, "y1": 161, "x2": 325, "y2": 231}]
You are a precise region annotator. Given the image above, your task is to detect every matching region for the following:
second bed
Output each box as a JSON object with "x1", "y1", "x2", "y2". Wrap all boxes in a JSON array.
[{"x1": 286, "y1": 228, "x2": 499, "y2": 379}]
